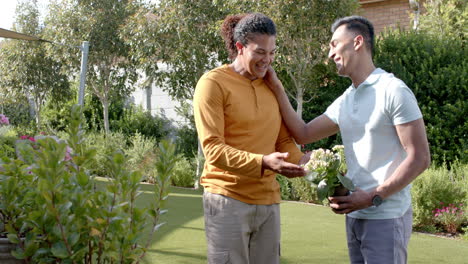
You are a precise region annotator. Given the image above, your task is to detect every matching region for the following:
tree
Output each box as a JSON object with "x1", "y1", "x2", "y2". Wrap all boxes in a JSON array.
[
  {"x1": 148, "y1": 0, "x2": 228, "y2": 101},
  {"x1": 264, "y1": 0, "x2": 358, "y2": 119},
  {"x1": 0, "y1": 0, "x2": 70, "y2": 129},
  {"x1": 415, "y1": 0, "x2": 467, "y2": 43},
  {"x1": 124, "y1": 0, "x2": 233, "y2": 188},
  {"x1": 44, "y1": 0, "x2": 139, "y2": 133}
]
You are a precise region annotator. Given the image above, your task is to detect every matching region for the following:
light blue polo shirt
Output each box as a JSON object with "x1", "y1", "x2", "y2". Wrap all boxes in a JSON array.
[{"x1": 325, "y1": 68, "x2": 422, "y2": 219}]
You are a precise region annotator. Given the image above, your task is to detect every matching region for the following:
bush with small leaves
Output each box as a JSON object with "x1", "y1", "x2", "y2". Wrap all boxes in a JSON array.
[{"x1": 0, "y1": 105, "x2": 178, "y2": 263}]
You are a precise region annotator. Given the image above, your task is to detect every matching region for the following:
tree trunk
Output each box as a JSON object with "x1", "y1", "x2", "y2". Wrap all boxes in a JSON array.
[
  {"x1": 145, "y1": 84, "x2": 152, "y2": 111},
  {"x1": 102, "y1": 98, "x2": 110, "y2": 134},
  {"x1": 295, "y1": 86, "x2": 304, "y2": 120},
  {"x1": 25, "y1": 90, "x2": 36, "y2": 123},
  {"x1": 295, "y1": 85, "x2": 304, "y2": 149},
  {"x1": 34, "y1": 108, "x2": 41, "y2": 129},
  {"x1": 34, "y1": 96, "x2": 42, "y2": 129}
]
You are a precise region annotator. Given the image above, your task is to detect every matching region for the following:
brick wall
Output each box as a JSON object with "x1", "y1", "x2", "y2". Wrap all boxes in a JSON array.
[{"x1": 359, "y1": 0, "x2": 417, "y2": 35}]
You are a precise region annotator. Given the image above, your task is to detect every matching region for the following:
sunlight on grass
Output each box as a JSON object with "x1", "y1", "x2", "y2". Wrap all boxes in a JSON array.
[{"x1": 138, "y1": 186, "x2": 468, "y2": 264}]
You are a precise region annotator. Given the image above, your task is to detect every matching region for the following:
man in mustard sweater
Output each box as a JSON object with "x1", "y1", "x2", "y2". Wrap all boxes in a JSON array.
[{"x1": 193, "y1": 13, "x2": 307, "y2": 264}]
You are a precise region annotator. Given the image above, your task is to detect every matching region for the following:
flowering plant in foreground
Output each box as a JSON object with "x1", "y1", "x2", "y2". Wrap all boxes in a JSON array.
[
  {"x1": 433, "y1": 202, "x2": 467, "y2": 233},
  {"x1": 0, "y1": 114, "x2": 9, "y2": 126},
  {"x1": 302, "y1": 145, "x2": 355, "y2": 201}
]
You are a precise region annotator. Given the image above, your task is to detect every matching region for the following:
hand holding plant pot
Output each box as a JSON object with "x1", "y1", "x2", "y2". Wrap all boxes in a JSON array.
[{"x1": 302, "y1": 145, "x2": 355, "y2": 202}]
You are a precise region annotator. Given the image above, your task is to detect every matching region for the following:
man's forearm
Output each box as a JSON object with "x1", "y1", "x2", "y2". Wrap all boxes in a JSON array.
[
  {"x1": 375, "y1": 119, "x2": 431, "y2": 200},
  {"x1": 272, "y1": 84, "x2": 309, "y2": 143},
  {"x1": 373, "y1": 154, "x2": 430, "y2": 200}
]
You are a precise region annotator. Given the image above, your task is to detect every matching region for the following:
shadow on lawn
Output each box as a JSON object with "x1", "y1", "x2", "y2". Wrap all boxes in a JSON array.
[
  {"x1": 136, "y1": 185, "x2": 207, "y2": 262},
  {"x1": 137, "y1": 185, "x2": 205, "y2": 238}
]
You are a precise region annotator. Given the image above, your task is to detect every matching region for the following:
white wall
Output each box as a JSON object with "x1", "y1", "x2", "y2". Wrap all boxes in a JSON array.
[{"x1": 130, "y1": 81, "x2": 189, "y2": 128}]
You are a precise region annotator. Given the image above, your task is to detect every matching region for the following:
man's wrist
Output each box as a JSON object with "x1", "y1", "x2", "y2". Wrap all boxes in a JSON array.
[{"x1": 370, "y1": 190, "x2": 384, "y2": 207}]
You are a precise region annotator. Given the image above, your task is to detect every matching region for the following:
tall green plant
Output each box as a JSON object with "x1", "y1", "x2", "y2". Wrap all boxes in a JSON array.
[{"x1": 0, "y1": 105, "x2": 178, "y2": 263}]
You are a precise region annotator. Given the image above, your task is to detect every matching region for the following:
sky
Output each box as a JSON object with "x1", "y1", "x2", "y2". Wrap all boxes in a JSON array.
[{"x1": 0, "y1": 0, "x2": 49, "y2": 30}]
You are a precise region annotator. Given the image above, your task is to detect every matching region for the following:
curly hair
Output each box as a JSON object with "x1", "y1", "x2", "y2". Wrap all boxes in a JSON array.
[{"x1": 220, "y1": 13, "x2": 276, "y2": 60}]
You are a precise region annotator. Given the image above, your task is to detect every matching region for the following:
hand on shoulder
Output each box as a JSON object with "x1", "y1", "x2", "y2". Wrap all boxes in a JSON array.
[{"x1": 264, "y1": 66, "x2": 284, "y2": 95}]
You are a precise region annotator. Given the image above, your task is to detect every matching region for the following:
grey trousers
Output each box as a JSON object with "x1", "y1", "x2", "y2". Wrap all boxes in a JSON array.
[
  {"x1": 346, "y1": 208, "x2": 413, "y2": 264},
  {"x1": 203, "y1": 192, "x2": 281, "y2": 264}
]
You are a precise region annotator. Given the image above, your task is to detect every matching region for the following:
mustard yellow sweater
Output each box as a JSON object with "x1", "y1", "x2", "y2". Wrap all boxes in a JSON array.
[{"x1": 193, "y1": 65, "x2": 302, "y2": 205}]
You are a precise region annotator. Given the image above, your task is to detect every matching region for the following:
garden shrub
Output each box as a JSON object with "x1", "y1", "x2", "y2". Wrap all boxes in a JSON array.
[
  {"x1": 175, "y1": 123, "x2": 198, "y2": 159},
  {"x1": 0, "y1": 105, "x2": 176, "y2": 262},
  {"x1": 0, "y1": 126, "x2": 17, "y2": 158},
  {"x1": 85, "y1": 131, "x2": 128, "y2": 177},
  {"x1": 374, "y1": 30, "x2": 467, "y2": 166},
  {"x1": 276, "y1": 175, "x2": 293, "y2": 200},
  {"x1": 171, "y1": 156, "x2": 195, "y2": 188},
  {"x1": 172, "y1": 101, "x2": 198, "y2": 160},
  {"x1": 0, "y1": 101, "x2": 33, "y2": 129},
  {"x1": 411, "y1": 164, "x2": 468, "y2": 230},
  {"x1": 289, "y1": 177, "x2": 320, "y2": 204},
  {"x1": 41, "y1": 98, "x2": 76, "y2": 131},
  {"x1": 82, "y1": 95, "x2": 109, "y2": 131},
  {"x1": 110, "y1": 104, "x2": 173, "y2": 142},
  {"x1": 125, "y1": 132, "x2": 157, "y2": 182}
]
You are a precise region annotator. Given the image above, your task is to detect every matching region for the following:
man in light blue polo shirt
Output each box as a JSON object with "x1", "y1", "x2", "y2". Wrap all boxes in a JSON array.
[{"x1": 264, "y1": 16, "x2": 431, "y2": 264}]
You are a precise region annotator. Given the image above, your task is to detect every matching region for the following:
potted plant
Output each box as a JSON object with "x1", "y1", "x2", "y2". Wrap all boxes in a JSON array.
[
  {"x1": 302, "y1": 145, "x2": 355, "y2": 202},
  {"x1": 0, "y1": 105, "x2": 177, "y2": 263}
]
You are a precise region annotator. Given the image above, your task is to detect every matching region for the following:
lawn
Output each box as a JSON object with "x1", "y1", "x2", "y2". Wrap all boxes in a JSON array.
[{"x1": 137, "y1": 185, "x2": 468, "y2": 264}]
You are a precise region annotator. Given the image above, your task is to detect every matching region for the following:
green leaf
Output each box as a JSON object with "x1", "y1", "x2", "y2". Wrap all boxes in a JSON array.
[
  {"x1": 68, "y1": 233, "x2": 80, "y2": 247},
  {"x1": 153, "y1": 222, "x2": 166, "y2": 232},
  {"x1": 159, "y1": 209, "x2": 168, "y2": 215},
  {"x1": 317, "y1": 180, "x2": 329, "y2": 201},
  {"x1": 77, "y1": 171, "x2": 89, "y2": 186},
  {"x1": 7, "y1": 233, "x2": 20, "y2": 243},
  {"x1": 24, "y1": 241, "x2": 39, "y2": 257},
  {"x1": 305, "y1": 171, "x2": 318, "y2": 182},
  {"x1": 130, "y1": 171, "x2": 142, "y2": 185},
  {"x1": 51, "y1": 241, "x2": 69, "y2": 258},
  {"x1": 36, "y1": 248, "x2": 50, "y2": 255},
  {"x1": 337, "y1": 174, "x2": 355, "y2": 192},
  {"x1": 113, "y1": 152, "x2": 125, "y2": 164},
  {"x1": 11, "y1": 247, "x2": 26, "y2": 259}
]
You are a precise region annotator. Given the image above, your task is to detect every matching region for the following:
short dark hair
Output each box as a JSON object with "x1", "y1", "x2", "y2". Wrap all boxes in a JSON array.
[
  {"x1": 220, "y1": 13, "x2": 276, "y2": 60},
  {"x1": 331, "y1": 16, "x2": 374, "y2": 54}
]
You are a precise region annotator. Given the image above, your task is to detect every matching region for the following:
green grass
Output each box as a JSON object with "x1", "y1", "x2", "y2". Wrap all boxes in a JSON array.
[{"x1": 137, "y1": 185, "x2": 468, "y2": 264}]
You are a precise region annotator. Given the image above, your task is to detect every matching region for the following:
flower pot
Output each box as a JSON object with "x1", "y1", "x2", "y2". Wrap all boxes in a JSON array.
[
  {"x1": 332, "y1": 184, "x2": 350, "y2": 197},
  {"x1": 0, "y1": 238, "x2": 25, "y2": 264}
]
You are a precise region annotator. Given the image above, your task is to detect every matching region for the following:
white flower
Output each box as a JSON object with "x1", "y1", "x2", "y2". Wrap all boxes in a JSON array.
[{"x1": 302, "y1": 145, "x2": 353, "y2": 201}]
